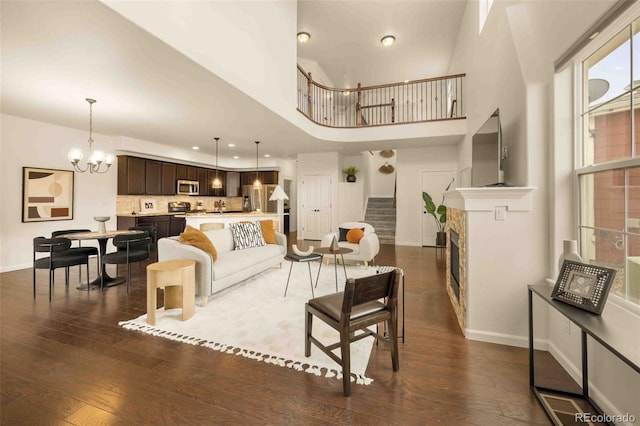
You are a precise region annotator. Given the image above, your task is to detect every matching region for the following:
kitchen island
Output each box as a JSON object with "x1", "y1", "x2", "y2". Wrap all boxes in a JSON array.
[{"x1": 180, "y1": 212, "x2": 280, "y2": 230}]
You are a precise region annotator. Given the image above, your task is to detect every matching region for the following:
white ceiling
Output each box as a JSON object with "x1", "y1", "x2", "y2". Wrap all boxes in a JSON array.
[
  {"x1": 297, "y1": 0, "x2": 468, "y2": 87},
  {"x1": 0, "y1": 1, "x2": 467, "y2": 161}
]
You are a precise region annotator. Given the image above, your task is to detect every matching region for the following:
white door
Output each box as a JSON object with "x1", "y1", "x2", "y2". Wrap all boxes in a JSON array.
[
  {"x1": 421, "y1": 170, "x2": 455, "y2": 246},
  {"x1": 301, "y1": 174, "x2": 332, "y2": 240}
]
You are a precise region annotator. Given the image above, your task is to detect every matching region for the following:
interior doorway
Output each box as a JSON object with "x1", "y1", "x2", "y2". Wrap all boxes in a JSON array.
[{"x1": 421, "y1": 170, "x2": 455, "y2": 247}]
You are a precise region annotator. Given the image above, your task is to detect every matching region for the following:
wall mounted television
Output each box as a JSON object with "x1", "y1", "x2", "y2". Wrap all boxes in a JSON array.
[{"x1": 471, "y1": 108, "x2": 506, "y2": 187}]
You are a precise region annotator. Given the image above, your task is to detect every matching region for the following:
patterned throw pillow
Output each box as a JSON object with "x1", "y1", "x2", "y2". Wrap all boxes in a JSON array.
[{"x1": 230, "y1": 221, "x2": 266, "y2": 250}]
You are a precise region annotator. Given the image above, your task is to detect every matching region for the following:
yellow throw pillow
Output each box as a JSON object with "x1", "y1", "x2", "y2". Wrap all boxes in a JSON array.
[
  {"x1": 260, "y1": 220, "x2": 277, "y2": 244},
  {"x1": 179, "y1": 225, "x2": 217, "y2": 262},
  {"x1": 346, "y1": 228, "x2": 365, "y2": 243}
]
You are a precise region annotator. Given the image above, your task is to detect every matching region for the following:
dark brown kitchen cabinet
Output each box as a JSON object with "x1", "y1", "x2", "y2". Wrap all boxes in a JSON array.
[
  {"x1": 261, "y1": 171, "x2": 279, "y2": 185},
  {"x1": 162, "y1": 162, "x2": 176, "y2": 195},
  {"x1": 117, "y1": 214, "x2": 184, "y2": 239},
  {"x1": 170, "y1": 216, "x2": 186, "y2": 236},
  {"x1": 176, "y1": 164, "x2": 197, "y2": 181},
  {"x1": 197, "y1": 168, "x2": 208, "y2": 196},
  {"x1": 145, "y1": 160, "x2": 162, "y2": 195},
  {"x1": 241, "y1": 171, "x2": 279, "y2": 186},
  {"x1": 208, "y1": 170, "x2": 226, "y2": 196},
  {"x1": 117, "y1": 155, "x2": 266, "y2": 196},
  {"x1": 117, "y1": 155, "x2": 146, "y2": 195}
]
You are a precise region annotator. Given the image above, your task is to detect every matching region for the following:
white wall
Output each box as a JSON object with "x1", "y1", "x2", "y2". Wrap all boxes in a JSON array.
[
  {"x1": 1, "y1": 114, "x2": 117, "y2": 271},
  {"x1": 367, "y1": 150, "x2": 396, "y2": 197},
  {"x1": 395, "y1": 145, "x2": 458, "y2": 246},
  {"x1": 297, "y1": 57, "x2": 334, "y2": 87},
  {"x1": 448, "y1": 0, "x2": 638, "y2": 418},
  {"x1": 103, "y1": 0, "x2": 298, "y2": 122}
]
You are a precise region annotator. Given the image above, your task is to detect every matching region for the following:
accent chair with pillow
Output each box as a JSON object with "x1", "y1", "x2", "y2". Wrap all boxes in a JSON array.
[
  {"x1": 320, "y1": 222, "x2": 379, "y2": 267},
  {"x1": 158, "y1": 221, "x2": 286, "y2": 305}
]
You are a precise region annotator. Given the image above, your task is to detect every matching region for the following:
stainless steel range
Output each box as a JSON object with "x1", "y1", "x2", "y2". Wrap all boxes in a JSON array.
[{"x1": 168, "y1": 201, "x2": 191, "y2": 213}]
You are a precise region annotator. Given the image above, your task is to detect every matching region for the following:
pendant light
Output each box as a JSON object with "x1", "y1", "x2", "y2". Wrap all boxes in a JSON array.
[
  {"x1": 253, "y1": 141, "x2": 262, "y2": 188},
  {"x1": 67, "y1": 98, "x2": 114, "y2": 174},
  {"x1": 212, "y1": 137, "x2": 222, "y2": 189}
]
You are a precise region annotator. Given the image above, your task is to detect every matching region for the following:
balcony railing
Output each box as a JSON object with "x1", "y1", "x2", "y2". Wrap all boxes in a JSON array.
[{"x1": 297, "y1": 65, "x2": 465, "y2": 128}]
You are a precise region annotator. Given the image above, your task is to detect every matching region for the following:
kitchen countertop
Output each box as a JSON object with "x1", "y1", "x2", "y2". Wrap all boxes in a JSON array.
[
  {"x1": 179, "y1": 211, "x2": 277, "y2": 218},
  {"x1": 117, "y1": 210, "x2": 248, "y2": 218},
  {"x1": 116, "y1": 212, "x2": 186, "y2": 218}
]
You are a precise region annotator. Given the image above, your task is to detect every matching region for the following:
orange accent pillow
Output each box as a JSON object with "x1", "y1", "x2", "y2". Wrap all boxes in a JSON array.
[
  {"x1": 179, "y1": 225, "x2": 217, "y2": 262},
  {"x1": 346, "y1": 228, "x2": 364, "y2": 243},
  {"x1": 260, "y1": 220, "x2": 277, "y2": 244}
]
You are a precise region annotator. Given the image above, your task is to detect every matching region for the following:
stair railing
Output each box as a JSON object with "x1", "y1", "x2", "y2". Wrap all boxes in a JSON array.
[{"x1": 297, "y1": 65, "x2": 465, "y2": 128}]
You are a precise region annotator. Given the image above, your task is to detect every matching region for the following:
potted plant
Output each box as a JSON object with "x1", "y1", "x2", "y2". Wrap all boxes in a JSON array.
[
  {"x1": 422, "y1": 178, "x2": 454, "y2": 247},
  {"x1": 343, "y1": 166, "x2": 358, "y2": 182}
]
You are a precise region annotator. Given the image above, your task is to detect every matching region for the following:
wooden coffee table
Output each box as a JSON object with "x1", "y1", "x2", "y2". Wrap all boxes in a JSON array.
[{"x1": 313, "y1": 247, "x2": 353, "y2": 292}]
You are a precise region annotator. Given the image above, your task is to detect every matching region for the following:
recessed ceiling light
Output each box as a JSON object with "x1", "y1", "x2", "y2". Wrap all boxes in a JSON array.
[
  {"x1": 228, "y1": 143, "x2": 235, "y2": 147},
  {"x1": 233, "y1": 155, "x2": 239, "y2": 159},
  {"x1": 192, "y1": 146, "x2": 200, "y2": 150},
  {"x1": 297, "y1": 32, "x2": 311, "y2": 44},
  {"x1": 264, "y1": 154, "x2": 270, "y2": 158},
  {"x1": 404, "y1": 80, "x2": 409, "y2": 83},
  {"x1": 381, "y1": 35, "x2": 395, "y2": 47}
]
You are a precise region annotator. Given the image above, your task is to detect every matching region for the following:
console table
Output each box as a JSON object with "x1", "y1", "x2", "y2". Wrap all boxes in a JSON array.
[{"x1": 528, "y1": 284, "x2": 640, "y2": 425}]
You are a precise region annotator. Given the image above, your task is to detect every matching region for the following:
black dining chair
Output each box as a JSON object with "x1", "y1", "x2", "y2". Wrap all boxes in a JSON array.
[
  {"x1": 101, "y1": 232, "x2": 150, "y2": 293},
  {"x1": 51, "y1": 229, "x2": 99, "y2": 280},
  {"x1": 127, "y1": 226, "x2": 158, "y2": 262},
  {"x1": 33, "y1": 237, "x2": 90, "y2": 301},
  {"x1": 305, "y1": 268, "x2": 402, "y2": 396}
]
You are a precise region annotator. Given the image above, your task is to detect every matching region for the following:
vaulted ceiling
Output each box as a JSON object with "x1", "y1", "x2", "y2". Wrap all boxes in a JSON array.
[
  {"x1": 297, "y1": 1, "x2": 467, "y2": 87},
  {"x1": 1, "y1": 1, "x2": 467, "y2": 161}
]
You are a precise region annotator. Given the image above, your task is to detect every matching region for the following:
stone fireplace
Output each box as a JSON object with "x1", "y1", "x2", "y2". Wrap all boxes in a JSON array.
[{"x1": 446, "y1": 207, "x2": 466, "y2": 333}]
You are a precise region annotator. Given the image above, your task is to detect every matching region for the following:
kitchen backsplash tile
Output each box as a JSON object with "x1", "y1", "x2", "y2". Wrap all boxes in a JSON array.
[{"x1": 116, "y1": 195, "x2": 243, "y2": 215}]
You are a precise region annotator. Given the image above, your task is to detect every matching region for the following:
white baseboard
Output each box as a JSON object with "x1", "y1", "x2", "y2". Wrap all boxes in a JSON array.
[
  {"x1": 394, "y1": 241, "x2": 421, "y2": 247},
  {"x1": 548, "y1": 340, "x2": 582, "y2": 384},
  {"x1": 465, "y1": 328, "x2": 530, "y2": 348},
  {"x1": 0, "y1": 263, "x2": 30, "y2": 273}
]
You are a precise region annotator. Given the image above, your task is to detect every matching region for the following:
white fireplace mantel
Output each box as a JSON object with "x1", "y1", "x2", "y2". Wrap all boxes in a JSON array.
[{"x1": 444, "y1": 187, "x2": 536, "y2": 212}]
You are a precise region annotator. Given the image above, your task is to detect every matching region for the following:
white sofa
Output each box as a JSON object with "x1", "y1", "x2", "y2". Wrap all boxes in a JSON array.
[
  {"x1": 158, "y1": 227, "x2": 286, "y2": 305},
  {"x1": 320, "y1": 222, "x2": 379, "y2": 267}
]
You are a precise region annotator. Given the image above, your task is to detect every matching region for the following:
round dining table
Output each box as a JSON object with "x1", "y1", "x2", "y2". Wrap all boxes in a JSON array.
[{"x1": 59, "y1": 229, "x2": 144, "y2": 290}]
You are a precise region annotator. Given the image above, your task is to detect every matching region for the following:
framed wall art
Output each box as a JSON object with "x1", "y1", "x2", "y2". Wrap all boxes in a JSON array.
[
  {"x1": 22, "y1": 167, "x2": 74, "y2": 222},
  {"x1": 139, "y1": 198, "x2": 158, "y2": 213},
  {"x1": 551, "y1": 260, "x2": 616, "y2": 315}
]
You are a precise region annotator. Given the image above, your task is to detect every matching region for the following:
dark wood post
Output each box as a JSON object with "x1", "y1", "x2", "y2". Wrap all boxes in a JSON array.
[
  {"x1": 391, "y1": 98, "x2": 395, "y2": 123},
  {"x1": 307, "y1": 72, "x2": 313, "y2": 119},
  {"x1": 356, "y1": 83, "x2": 362, "y2": 126}
]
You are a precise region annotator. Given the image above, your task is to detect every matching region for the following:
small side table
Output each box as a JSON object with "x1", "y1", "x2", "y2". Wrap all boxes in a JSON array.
[
  {"x1": 146, "y1": 260, "x2": 196, "y2": 326},
  {"x1": 283, "y1": 252, "x2": 321, "y2": 297},
  {"x1": 314, "y1": 247, "x2": 354, "y2": 292}
]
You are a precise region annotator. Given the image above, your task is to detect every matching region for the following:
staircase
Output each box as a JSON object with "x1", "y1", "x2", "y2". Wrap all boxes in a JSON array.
[{"x1": 364, "y1": 197, "x2": 396, "y2": 245}]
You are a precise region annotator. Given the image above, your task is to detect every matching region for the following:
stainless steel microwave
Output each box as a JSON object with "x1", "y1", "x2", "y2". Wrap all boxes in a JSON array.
[{"x1": 176, "y1": 180, "x2": 199, "y2": 195}]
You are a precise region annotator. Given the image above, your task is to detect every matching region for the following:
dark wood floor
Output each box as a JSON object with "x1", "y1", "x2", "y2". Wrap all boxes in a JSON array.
[{"x1": 1, "y1": 235, "x2": 554, "y2": 425}]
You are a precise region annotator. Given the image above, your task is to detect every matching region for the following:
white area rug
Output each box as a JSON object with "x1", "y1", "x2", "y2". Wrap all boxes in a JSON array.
[{"x1": 119, "y1": 261, "x2": 383, "y2": 384}]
